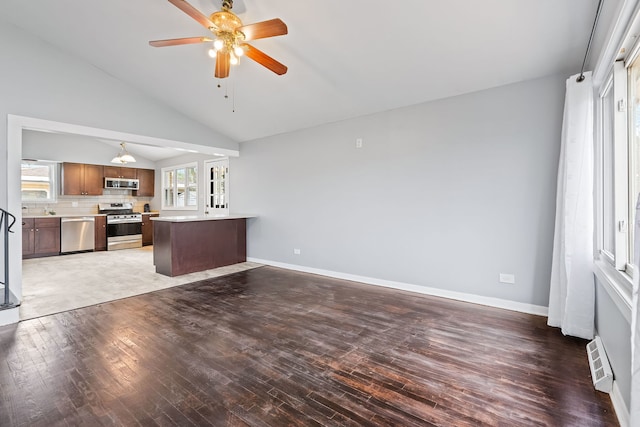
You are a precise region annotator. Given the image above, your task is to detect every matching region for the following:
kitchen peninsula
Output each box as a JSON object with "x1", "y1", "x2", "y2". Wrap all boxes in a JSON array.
[{"x1": 151, "y1": 214, "x2": 255, "y2": 277}]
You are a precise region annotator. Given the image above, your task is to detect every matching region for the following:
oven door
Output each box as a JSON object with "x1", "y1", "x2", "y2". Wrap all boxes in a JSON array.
[
  {"x1": 106, "y1": 221, "x2": 142, "y2": 250},
  {"x1": 107, "y1": 221, "x2": 141, "y2": 238}
]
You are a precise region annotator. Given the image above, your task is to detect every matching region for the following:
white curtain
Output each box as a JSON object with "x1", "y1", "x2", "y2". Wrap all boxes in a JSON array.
[
  {"x1": 632, "y1": 196, "x2": 640, "y2": 427},
  {"x1": 547, "y1": 72, "x2": 594, "y2": 340}
]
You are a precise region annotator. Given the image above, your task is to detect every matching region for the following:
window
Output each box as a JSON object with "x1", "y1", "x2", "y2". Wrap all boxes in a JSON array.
[
  {"x1": 21, "y1": 161, "x2": 57, "y2": 203},
  {"x1": 204, "y1": 159, "x2": 229, "y2": 215},
  {"x1": 601, "y1": 79, "x2": 615, "y2": 261},
  {"x1": 628, "y1": 56, "x2": 640, "y2": 274},
  {"x1": 596, "y1": 58, "x2": 638, "y2": 295},
  {"x1": 162, "y1": 163, "x2": 197, "y2": 210}
]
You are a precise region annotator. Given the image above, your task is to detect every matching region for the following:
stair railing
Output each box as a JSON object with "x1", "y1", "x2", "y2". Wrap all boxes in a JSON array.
[{"x1": 0, "y1": 208, "x2": 16, "y2": 309}]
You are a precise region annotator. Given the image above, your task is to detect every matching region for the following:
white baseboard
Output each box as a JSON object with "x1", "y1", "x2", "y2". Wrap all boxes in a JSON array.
[
  {"x1": 248, "y1": 258, "x2": 549, "y2": 317},
  {"x1": 0, "y1": 306, "x2": 19, "y2": 326},
  {"x1": 610, "y1": 380, "x2": 630, "y2": 427}
]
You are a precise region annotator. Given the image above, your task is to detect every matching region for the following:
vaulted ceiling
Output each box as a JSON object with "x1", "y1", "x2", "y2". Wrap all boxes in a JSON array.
[{"x1": 0, "y1": 0, "x2": 599, "y2": 143}]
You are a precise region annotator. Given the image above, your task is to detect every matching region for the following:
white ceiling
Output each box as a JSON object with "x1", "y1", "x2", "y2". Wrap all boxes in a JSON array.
[
  {"x1": 96, "y1": 139, "x2": 202, "y2": 162},
  {"x1": 0, "y1": 0, "x2": 598, "y2": 144}
]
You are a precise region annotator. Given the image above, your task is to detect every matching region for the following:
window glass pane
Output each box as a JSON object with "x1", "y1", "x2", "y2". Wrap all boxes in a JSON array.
[
  {"x1": 21, "y1": 161, "x2": 56, "y2": 202},
  {"x1": 187, "y1": 167, "x2": 197, "y2": 207},
  {"x1": 205, "y1": 160, "x2": 229, "y2": 213},
  {"x1": 163, "y1": 170, "x2": 174, "y2": 207},
  {"x1": 162, "y1": 164, "x2": 197, "y2": 210},
  {"x1": 602, "y1": 85, "x2": 615, "y2": 256},
  {"x1": 630, "y1": 58, "x2": 640, "y2": 265},
  {"x1": 176, "y1": 168, "x2": 186, "y2": 207}
]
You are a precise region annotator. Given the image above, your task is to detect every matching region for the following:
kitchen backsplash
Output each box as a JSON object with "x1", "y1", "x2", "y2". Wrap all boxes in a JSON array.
[{"x1": 22, "y1": 190, "x2": 153, "y2": 216}]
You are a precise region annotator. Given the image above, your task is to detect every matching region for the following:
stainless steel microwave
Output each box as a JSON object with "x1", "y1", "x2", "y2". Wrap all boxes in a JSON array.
[{"x1": 104, "y1": 177, "x2": 140, "y2": 190}]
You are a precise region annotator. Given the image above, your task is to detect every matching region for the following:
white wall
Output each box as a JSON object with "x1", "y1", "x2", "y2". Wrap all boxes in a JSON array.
[
  {"x1": 595, "y1": 277, "x2": 632, "y2": 411},
  {"x1": 232, "y1": 74, "x2": 565, "y2": 308}
]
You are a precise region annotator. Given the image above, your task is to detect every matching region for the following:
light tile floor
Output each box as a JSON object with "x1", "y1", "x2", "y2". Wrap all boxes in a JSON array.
[{"x1": 20, "y1": 246, "x2": 262, "y2": 320}]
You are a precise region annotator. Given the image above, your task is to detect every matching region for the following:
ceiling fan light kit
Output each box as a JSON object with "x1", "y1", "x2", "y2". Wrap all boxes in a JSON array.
[{"x1": 150, "y1": 0, "x2": 288, "y2": 79}]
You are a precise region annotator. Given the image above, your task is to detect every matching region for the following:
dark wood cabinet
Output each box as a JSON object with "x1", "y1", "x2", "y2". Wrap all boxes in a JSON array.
[
  {"x1": 134, "y1": 168, "x2": 155, "y2": 197},
  {"x1": 104, "y1": 166, "x2": 137, "y2": 179},
  {"x1": 153, "y1": 218, "x2": 246, "y2": 277},
  {"x1": 62, "y1": 163, "x2": 104, "y2": 196},
  {"x1": 142, "y1": 213, "x2": 159, "y2": 246},
  {"x1": 95, "y1": 215, "x2": 107, "y2": 251},
  {"x1": 23, "y1": 217, "x2": 60, "y2": 259},
  {"x1": 22, "y1": 218, "x2": 35, "y2": 256}
]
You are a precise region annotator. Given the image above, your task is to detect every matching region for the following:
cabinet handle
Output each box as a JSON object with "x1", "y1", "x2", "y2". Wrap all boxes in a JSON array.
[
  {"x1": 35, "y1": 229, "x2": 39, "y2": 232},
  {"x1": 22, "y1": 222, "x2": 26, "y2": 226}
]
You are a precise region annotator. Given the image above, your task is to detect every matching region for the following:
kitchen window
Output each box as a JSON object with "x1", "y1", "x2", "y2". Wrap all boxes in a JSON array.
[
  {"x1": 21, "y1": 160, "x2": 57, "y2": 203},
  {"x1": 162, "y1": 163, "x2": 197, "y2": 210}
]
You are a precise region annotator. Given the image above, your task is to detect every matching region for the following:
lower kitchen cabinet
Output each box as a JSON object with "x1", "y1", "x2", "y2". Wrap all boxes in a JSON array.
[
  {"x1": 142, "y1": 213, "x2": 158, "y2": 246},
  {"x1": 95, "y1": 215, "x2": 107, "y2": 251},
  {"x1": 22, "y1": 217, "x2": 61, "y2": 259}
]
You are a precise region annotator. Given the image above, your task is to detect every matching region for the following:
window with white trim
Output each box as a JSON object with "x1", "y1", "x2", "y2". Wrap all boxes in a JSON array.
[
  {"x1": 21, "y1": 160, "x2": 57, "y2": 203},
  {"x1": 596, "y1": 58, "x2": 638, "y2": 295},
  {"x1": 204, "y1": 158, "x2": 229, "y2": 215},
  {"x1": 162, "y1": 163, "x2": 198, "y2": 210}
]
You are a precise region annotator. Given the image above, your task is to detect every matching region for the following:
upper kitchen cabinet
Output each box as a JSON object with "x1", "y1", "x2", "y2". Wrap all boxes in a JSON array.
[
  {"x1": 103, "y1": 166, "x2": 137, "y2": 179},
  {"x1": 61, "y1": 163, "x2": 104, "y2": 196},
  {"x1": 134, "y1": 168, "x2": 155, "y2": 197}
]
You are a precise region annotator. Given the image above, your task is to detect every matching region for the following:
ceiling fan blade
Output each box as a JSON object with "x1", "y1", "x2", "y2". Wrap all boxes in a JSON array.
[
  {"x1": 168, "y1": 0, "x2": 218, "y2": 31},
  {"x1": 238, "y1": 18, "x2": 287, "y2": 41},
  {"x1": 243, "y1": 44, "x2": 288, "y2": 75},
  {"x1": 215, "y1": 51, "x2": 230, "y2": 78},
  {"x1": 149, "y1": 36, "x2": 213, "y2": 47}
]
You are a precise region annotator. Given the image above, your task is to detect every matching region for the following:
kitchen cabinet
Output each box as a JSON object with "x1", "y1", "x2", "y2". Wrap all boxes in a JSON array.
[
  {"x1": 22, "y1": 217, "x2": 61, "y2": 259},
  {"x1": 134, "y1": 168, "x2": 155, "y2": 197},
  {"x1": 62, "y1": 163, "x2": 104, "y2": 196},
  {"x1": 95, "y1": 215, "x2": 107, "y2": 251},
  {"x1": 153, "y1": 216, "x2": 247, "y2": 276},
  {"x1": 142, "y1": 213, "x2": 158, "y2": 246},
  {"x1": 104, "y1": 166, "x2": 137, "y2": 179},
  {"x1": 22, "y1": 218, "x2": 34, "y2": 256}
]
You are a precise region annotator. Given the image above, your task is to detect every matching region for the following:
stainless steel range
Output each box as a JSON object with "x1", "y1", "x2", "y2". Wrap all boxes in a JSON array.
[{"x1": 98, "y1": 203, "x2": 142, "y2": 251}]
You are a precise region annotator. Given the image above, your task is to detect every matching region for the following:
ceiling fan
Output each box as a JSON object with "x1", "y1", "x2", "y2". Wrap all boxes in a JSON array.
[{"x1": 150, "y1": 0, "x2": 288, "y2": 79}]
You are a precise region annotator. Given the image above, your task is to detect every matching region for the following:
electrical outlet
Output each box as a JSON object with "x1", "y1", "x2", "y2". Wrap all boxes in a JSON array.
[
  {"x1": 72, "y1": 201, "x2": 78, "y2": 207},
  {"x1": 293, "y1": 248, "x2": 301, "y2": 255},
  {"x1": 356, "y1": 138, "x2": 363, "y2": 148},
  {"x1": 499, "y1": 273, "x2": 515, "y2": 284}
]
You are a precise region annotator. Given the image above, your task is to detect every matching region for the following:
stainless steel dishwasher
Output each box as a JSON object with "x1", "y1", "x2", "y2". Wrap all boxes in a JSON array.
[{"x1": 61, "y1": 217, "x2": 95, "y2": 253}]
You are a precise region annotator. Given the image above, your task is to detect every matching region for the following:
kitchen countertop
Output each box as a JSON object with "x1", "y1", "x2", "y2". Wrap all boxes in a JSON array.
[
  {"x1": 22, "y1": 213, "x2": 107, "y2": 218},
  {"x1": 23, "y1": 211, "x2": 159, "y2": 218},
  {"x1": 151, "y1": 214, "x2": 256, "y2": 222}
]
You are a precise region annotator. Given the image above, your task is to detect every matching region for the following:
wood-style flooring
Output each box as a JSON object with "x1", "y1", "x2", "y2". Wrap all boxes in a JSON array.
[{"x1": 0, "y1": 266, "x2": 618, "y2": 426}]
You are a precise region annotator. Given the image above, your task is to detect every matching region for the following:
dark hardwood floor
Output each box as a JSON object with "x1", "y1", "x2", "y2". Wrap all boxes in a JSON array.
[{"x1": 0, "y1": 266, "x2": 617, "y2": 426}]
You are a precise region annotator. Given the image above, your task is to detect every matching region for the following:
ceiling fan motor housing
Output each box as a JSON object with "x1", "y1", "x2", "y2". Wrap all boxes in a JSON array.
[{"x1": 210, "y1": 10, "x2": 243, "y2": 34}]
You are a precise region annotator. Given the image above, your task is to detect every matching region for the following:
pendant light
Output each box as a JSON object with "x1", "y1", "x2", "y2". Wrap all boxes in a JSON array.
[{"x1": 111, "y1": 142, "x2": 136, "y2": 164}]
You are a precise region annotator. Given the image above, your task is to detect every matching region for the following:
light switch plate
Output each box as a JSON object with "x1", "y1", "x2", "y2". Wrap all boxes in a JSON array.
[{"x1": 499, "y1": 273, "x2": 515, "y2": 284}]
